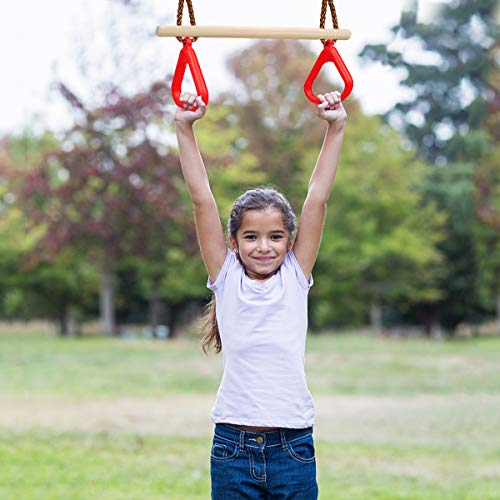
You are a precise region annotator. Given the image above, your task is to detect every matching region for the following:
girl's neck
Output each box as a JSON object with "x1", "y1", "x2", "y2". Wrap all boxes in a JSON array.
[{"x1": 244, "y1": 268, "x2": 278, "y2": 282}]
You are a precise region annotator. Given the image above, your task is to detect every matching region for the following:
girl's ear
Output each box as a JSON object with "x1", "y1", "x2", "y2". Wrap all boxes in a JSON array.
[
  {"x1": 229, "y1": 235, "x2": 238, "y2": 253},
  {"x1": 288, "y1": 237, "x2": 295, "y2": 250}
]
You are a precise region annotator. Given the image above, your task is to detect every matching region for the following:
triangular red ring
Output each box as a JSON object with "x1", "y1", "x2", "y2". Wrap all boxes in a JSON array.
[
  {"x1": 304, "y1": 41, "x2": 353, "y2": 104},
  {"x1": 171, "y1": 38, "x2": 209, "y2": 110}
]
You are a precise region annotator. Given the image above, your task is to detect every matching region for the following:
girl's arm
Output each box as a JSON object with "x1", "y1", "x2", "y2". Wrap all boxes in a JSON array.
[
  {"x1": 174, "y1": 94, "x2": 227, "y2": 282},
  {"x1": 293, "y1": 91, "x2": 347, "y2": 280}
]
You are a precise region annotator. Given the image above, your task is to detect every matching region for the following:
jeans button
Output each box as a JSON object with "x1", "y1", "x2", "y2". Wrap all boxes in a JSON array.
[{"x1": 256, "y1": 436, "x2": 264, "y2": 444}]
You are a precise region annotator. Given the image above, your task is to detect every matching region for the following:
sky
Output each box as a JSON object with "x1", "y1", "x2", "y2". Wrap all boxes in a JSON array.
[{"x1": 1, "y1": 0, "x2": 439, "y2": 135}]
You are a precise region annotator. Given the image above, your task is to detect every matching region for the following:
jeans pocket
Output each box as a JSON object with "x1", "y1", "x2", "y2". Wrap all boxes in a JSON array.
[
  {"x1": 210, "y1": 435, "x2": 240, "y2": 462},
  {"x1": 286, "y1": 434, "x2": 316, "y2": 463}
]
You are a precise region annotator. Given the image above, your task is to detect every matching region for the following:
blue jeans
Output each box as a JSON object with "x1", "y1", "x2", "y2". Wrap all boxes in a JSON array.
[{"x1": 210, "y1": 423, "x2": 318, "y2": 499}]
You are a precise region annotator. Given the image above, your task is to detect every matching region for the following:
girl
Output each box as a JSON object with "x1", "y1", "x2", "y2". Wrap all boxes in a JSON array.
[{"x1": 175, "y1": 90, "x2": 346, "y2": 499}]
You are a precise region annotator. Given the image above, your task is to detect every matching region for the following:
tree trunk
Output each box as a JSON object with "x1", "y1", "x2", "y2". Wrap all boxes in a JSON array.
[
  {"x1": 497, "y1": 294, "x2": 500, "y2": 336},
  {"x1": 100, "y1": 257, "x2": 116, "y2": 335},
  {"x1": 430, "y1": 321, "x2": 443, "y2": 340},
  {"x1": 165, "y1": 301, "x2": 182, "y2": 339},
  {"x1": 370, "y1": 301, "x2": 383, "y2": 334},
  {"x1": 149, "y1": 275, "x2": 161, "y2": 338},
  {"x1": 59, "y1": 305, "x2": 69, "y2": 337},
  {"x1": 59, "y1": 306, "x2": 79, "y2": 337}
]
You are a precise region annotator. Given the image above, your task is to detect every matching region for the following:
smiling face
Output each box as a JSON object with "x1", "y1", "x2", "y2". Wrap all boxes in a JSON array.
[{"x1": 229, "y1": 208, "x2": 293, "y2": 282}]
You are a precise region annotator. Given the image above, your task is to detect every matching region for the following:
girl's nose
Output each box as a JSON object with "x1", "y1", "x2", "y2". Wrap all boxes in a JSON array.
[{"x1": 258, "y1": 238, "x2": 270, "y2": 251}]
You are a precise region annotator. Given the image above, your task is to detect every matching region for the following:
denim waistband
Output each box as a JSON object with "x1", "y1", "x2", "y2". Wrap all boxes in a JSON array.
[{"x1": 214, "y1": 423, "x2": 313, "y2": 450}]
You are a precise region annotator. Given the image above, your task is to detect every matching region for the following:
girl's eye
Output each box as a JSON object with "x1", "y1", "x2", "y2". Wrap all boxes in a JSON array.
[
  {"x1": 271, "y1": 235, "x2": 283, "y2": 240},
  {"x1": 245, "y1": 235, "x2": 257, "y2": 240}
]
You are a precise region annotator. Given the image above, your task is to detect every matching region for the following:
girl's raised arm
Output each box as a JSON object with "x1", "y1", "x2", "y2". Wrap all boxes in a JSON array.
[
  {"x1": 174, "y1": 94, "x2": 227, "y2": 282},
  {"x1": 293, "y1": 91, "x2": 347, "y2": 280}
]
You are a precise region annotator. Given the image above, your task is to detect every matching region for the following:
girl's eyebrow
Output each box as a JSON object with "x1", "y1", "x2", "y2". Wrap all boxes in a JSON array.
[{"x1": 241, "y1": 229, "x2": 285, "y2": 235}]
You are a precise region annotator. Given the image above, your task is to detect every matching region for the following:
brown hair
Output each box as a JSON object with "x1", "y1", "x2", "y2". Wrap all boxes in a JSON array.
[{"x1": 201, "y1": 187, "x2": 296, "y2": 355}]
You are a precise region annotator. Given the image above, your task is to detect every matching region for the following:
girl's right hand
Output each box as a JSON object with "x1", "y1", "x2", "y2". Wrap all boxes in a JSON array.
[
  {"x1": 316, "y1": 91, "x2": 347, "y2": 128},
  {"x1": 174, "y1": 93, "x2": 207, "y2": 125}
]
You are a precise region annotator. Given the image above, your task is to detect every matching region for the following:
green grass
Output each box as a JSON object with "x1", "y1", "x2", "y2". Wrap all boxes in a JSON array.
[
  {"x1": 0, "y1": 429, "x2": 211, "y2": 500},
  {"x1": 1, "y1": 332, "x2": 499, "y2": 397},
  {"x1": 1, "y1": 429, "x2": 499, "y2": 499},
  {"x1": 0, "y1": 334, "x2": 219, "y2": 397},
  {"x1": 1, "y1": 332, "x2": 500, "y2": 499},
  {"x1": 306, "y1": 333, "x2": 500, "y2": 395}
]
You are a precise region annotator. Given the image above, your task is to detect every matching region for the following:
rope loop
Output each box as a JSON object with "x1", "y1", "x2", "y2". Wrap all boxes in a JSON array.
[
  {"x1": 176, "y1": 0, "x2": 197, "y2": 42},
  {"x1": 319, "y1": 0, "x2": 339, "y2": 45}
]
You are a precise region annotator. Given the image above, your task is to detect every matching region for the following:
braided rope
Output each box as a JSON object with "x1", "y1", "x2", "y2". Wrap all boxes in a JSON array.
[
  {"x1": 176, "y1": 0, "x2": 197, "y2": 42},
  {"x1": 320, "y1": 0, "x2": 339, "y2": 44}
]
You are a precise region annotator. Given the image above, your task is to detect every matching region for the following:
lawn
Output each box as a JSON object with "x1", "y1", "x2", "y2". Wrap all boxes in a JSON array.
[
  {"x1": 2, "y1": 332, "x2": 499, "y2": 397},
  {"x1": 1, "y1": 332, "x2": 499, "y2": 499}
]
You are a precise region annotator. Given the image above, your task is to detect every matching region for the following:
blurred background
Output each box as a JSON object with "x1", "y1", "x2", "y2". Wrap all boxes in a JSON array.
[
  {"x1": 0, "y1": 0, "x2": 498, "y2": 338},
  {"x1": 0, "y1": 0, "x2": 499, "y2": 498}
]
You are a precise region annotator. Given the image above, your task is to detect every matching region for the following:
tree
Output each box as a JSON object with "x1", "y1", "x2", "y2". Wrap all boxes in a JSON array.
[
  {"x1": 161, "y1": 100, "x2": 266, "y2": 336},
  {"x1": 0, "y1": 146, "x2": 28, "y2": 315},
  {"x1": 21, "y1": 81, "x2": 191, "y2": 335},
  {"x1": 313, "y1": 110, "x2": 444, "y2": 331},
  {"x1": 0, "y1": 133, "x2": 99, "y2": 335},
  {"x1": 359, "y1": 0, "x2": 498, "y2": 331},
  {"x1": 225, "y1": 40, "x2": 330, "y2": 207},
  {"x1": 473, "y1": 40, "x2": 500, "y2": 330},
  {"x1": 223, "y1": 40, "x2": 444, "y2": 331},
  {"x1": 360, "y1": 0, "x2": 496, "y2": 164}
]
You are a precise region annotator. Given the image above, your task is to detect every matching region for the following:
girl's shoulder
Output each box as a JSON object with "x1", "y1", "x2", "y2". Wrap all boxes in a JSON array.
[
  {"x1": 285, "y1": 249, "x2": 314, "y2": 289},
  {"x1": 207, "y1": 248, "x2": 238, "y2": 291}
]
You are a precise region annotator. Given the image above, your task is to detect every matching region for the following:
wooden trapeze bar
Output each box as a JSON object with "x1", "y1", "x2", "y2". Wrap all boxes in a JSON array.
[{"x1": 156, "y1": 25, "x2": 351, "y2": 40}]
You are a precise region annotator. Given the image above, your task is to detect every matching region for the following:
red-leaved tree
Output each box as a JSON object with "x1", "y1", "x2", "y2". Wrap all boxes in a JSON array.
[{"x1": 22, "y1": 81, "x2": 196, "y2": 335}]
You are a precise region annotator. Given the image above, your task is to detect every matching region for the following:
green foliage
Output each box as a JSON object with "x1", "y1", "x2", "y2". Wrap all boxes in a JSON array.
[
  {"x1": 312, "y1": 112, "x2": 444, "y2": 327},
  {"x1": 473, "y1": 141, "x2": 500, "y2": 311},
  {"x1": 214, "y1": 40, "x2": 445, "y2": 328},
  {"x1": 225, "y1": 40, "x2": 329, "y2": 207},
  {"x1": 6, "y1": 129, "x2": 58, "y2": 170},
  {"x1": 0, "y1": 132, "x2": 99, "y2": 325},
  {"x1": 194, "y1": 102, "x2": 265, "y2": 224},
  {"x1": 6, "y1": 34, "x2": 492, "y2": 331},
  {"x1": 473, "y1": 44, "x2": 500, "y2": 310},
  {"x1": 17, "y1": 251, "x2": 99, "y2": 322},
  {"x1": 161, "y1": 246, "x2": 208, "y2": 302},
  {"x1": 361, "y1": 0, "x2": 496, "y2": 164},
  {"x1": 359, "y1": 0, "x2": 499, "y2": 329}
]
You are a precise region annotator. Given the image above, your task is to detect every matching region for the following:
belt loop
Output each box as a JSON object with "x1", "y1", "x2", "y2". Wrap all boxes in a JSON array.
[
  {"x1": 239, "y1": 429, "x2": 245, "y2": 451},
  {"x1": 280, "y1": 429, "x2": 288, "y2": 451}
]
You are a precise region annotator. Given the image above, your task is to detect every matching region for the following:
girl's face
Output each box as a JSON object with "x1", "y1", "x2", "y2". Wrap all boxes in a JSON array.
[{"x1": 230, "y1": 208, "x2": 292, "y2": 282}]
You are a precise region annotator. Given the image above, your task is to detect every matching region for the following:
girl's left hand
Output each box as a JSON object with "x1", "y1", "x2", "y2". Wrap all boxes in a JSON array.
[
  {"x1": 174, "y1": 93, "x2": 207, "y2": 125},
  {"x1": 316, "y1": 91, "x2": 347, "y2": 126}
]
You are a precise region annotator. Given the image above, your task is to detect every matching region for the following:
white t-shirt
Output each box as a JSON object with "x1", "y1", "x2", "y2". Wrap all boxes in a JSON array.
[{"x1": 207, "y1": 248, "x2": 315, "y2": 428}]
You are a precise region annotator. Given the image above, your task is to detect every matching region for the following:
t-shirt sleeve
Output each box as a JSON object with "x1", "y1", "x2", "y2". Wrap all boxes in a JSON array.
[
  {"x1": 288, "y1": 250, "x2": 314, "y2": 289},
  {"x1": 207, "y1": 249, "x2": 234, "y2": 292}
]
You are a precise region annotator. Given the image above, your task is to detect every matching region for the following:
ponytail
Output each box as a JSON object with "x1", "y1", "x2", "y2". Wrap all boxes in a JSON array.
[{"x1": 201, "y1": 294, "x2": 221, "y2": 355}]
